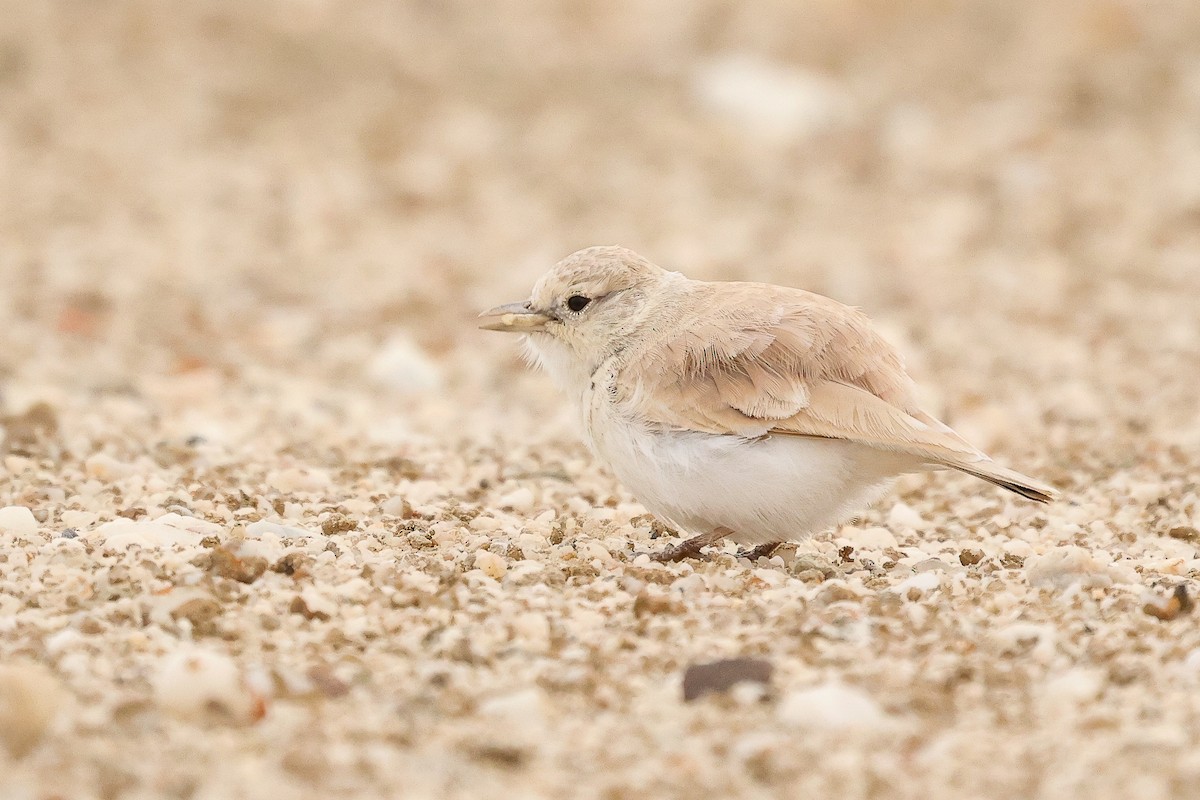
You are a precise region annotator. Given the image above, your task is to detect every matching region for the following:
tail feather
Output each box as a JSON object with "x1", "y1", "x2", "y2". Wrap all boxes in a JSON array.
[{"x1": 952, "y1": 459, "x2": 1059, "y2": 503}]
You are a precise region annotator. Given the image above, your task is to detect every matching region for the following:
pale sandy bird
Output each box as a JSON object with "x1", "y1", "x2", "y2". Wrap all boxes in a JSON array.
[{"x1": 481, "y1": 246, "x2": 1057, "y2": 562}]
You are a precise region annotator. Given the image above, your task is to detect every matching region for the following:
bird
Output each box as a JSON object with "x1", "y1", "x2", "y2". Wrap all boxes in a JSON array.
[{"x1": 480, "y1": 245, "x2": 1057, "y2": 563}]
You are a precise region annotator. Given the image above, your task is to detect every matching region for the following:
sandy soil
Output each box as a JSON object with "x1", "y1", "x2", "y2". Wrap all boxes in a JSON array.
[{"x1": 2, "y1": 1, "x2": 1200, "y2": 797}]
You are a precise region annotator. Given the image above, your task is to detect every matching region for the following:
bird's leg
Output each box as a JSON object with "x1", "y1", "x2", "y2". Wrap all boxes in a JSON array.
[
  {"x1": 736, "y1": 542, "x2": 784, "y2": 561},
  {"x1": 644, "y1": 527, "x2": 731, "y2": 563}
]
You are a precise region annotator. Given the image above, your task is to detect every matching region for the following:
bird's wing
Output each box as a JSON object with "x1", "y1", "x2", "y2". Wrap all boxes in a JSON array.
[{"x1": 620, "y1": 282, "x2": 1057, "y2": 501}]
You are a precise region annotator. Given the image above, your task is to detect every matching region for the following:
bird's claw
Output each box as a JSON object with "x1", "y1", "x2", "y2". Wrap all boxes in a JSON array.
[{"x1": 735, "y1": 542, "x2": 783, "y2": 562}]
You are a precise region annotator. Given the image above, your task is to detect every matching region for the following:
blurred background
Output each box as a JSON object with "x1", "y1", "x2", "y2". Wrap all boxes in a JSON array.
[
  {"x1": 3, "y1": 3, "x2": 1200, "y2": 796},
  {"x1": 1, "y1": 0, "x2": 1198, "y2": 465}
]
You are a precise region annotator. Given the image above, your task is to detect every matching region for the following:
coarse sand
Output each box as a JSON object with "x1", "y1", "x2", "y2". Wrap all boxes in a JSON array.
[{"x1": 2, "y1": 2, "x2": 1200, "y2": 798}]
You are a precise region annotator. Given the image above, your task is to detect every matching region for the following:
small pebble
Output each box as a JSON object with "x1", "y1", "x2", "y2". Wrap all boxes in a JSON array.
[
  {"x1": 1025, "y1": 546, "x2": 1115, "y2": 590},
  {"x1": 0, "y1": 505, "x2": 38, "y2": 535},
  {"x1": 682, "y1": 658, "x2": 774, "y2": 701},
  {"x1": 498, "y1": 487, "x2": 535, "y2": 514},
  {"x1": 0, "y1": 663, "x2": 65, "y2": 757},
  {"x1": 153, "y1": 647, "x2": 258, "y2": 723},
  {"x1": 474, "y1": 549, "x2": 508, "y2": 579},
  {"x1": 777, "y1": 682, "x2": 885, "y2": 730}
]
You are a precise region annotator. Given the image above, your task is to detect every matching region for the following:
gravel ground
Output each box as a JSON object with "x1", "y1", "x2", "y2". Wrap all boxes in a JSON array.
[{"x1": 2, "y1": 2, "x2": 1200, "y2": 798}]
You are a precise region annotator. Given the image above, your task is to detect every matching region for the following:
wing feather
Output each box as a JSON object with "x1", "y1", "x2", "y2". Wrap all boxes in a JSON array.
[{"x1": 620, "y1": 282, "x2": 1057, "y2": 502}]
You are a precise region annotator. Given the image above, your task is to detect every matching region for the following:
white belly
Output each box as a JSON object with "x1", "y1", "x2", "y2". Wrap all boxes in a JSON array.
[
  {"x1": 588, "y1": 417, "x2": 917, "y2": 546},
  {"x1": 523, "y1": 334, "x2": 918, "y2": 545}
]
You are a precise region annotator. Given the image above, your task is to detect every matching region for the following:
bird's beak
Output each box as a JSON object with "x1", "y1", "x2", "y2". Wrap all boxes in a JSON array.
[{"x1": 478, "y1": 302, "x2": 553, "y2": 333}]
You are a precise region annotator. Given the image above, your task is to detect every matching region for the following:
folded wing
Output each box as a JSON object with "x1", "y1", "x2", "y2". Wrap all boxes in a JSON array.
[{"x1": 621, "y1": 282, "x2": 1057, "y2": 502}]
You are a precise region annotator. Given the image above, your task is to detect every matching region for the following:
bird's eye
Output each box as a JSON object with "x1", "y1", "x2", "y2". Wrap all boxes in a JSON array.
[{"x1": 566, "y1": 295, "x2": 591, "y2": 312}]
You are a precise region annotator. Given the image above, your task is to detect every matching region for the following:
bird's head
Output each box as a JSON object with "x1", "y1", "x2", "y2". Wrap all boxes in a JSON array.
[{"x1": 480, "y1": 246, "x2": 675, "y2": 376}]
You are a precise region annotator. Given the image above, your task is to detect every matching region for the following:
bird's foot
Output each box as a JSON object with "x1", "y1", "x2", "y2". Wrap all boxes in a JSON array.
[
  {"x1": 636, "y1": 529, "x2": 731, "y2": 563},
  {"x1": 736, "y1": 542, "x2": 784, "y2": 562},
  {"x1": 642, "y1": 541, "x2": 711, "y2": 563}
]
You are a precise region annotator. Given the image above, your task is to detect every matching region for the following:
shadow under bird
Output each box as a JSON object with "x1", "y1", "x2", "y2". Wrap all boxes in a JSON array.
[{"x1": 480, "y1": 246, "x2": 1058, "y2": 562}]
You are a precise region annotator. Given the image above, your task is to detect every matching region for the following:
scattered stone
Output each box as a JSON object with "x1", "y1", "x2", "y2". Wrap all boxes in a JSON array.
[
  {"x1": 382, "y1": 495, "x2": 417, "y2": 517},
  {"x1": 1143, "y1": 584, "x2": 1192, "y2": 621},
  {"x1": 841, "y1": 526, "x2": 897, "y2": 549},
  {"x1": 153, "y1": 647, "x2": 259, "y2": 723},
  {"x1": 464, "y1": 741, "x2": 528, "y2": 768},
  {"x1": 888, "y1": 502, "x2": 926, "y2": 530},
  {"x1": 170, "y1": 596, "x2": 223, "y2": 635},
  {"x1": 0, "y1": 402, "x2": 59, "y2": 451},
  {"x1": 498, "y1": 487, "x2": 535, "y2": 514},
  {"x1": 478, "y1": 687, "x2": 545, "y2": 722},
  {"x1": 959, "y1": 548, "x2": 985, "y2": 566},
  {"x1": 321, "y1": 513, "x2": 358, "y2": 535},
  {"x1": 89, "y1": 517, "x2": 205, "y2": 549},
  {"x1": 815, "y1": 582, "x2": 863, "y2": 605},
  {"x1": 912, "y1": 558, "x2": 958, "y2": 574},
  {"x1": 272, "y1": 552, "x2": 315, "y2": 577},
  {"x1": 894, "y1": 571, "x2": 942, "y2": 600},
  {"x1": 1168, "y1": 526, "x2": 1199, "y2": 542},
  {"x1": 510, "y1": 612, "x2": 551, "y2": 652},
  {"x1": 306, "y1": 664, "x2": 351, "y2": 698},
  {"x1": 1040, "y1": 668, "x2": 1105, "y2": 709},
  {"x1": 291, "y1": 589, "x2": 336, "y2": 621},
  {"x1": 84, "y1": 452, "x2": 133, "y2": 480},
  {"x1": 693, "y1": 54, "x2": 849, "y2": 140},
  {"x1": 282, "y1": 743, "x2": 332, "y2": 781},
  {"x1": 0, "y1": 505, "x2": 38, "y2": 535},
  {"x1": 777, "y1": 681, "x2": 885, "y2": 730},
  {"x1": 474, "y1": 548, "x2": 508, "y2": 580},
  {"x1": 0, "y1": 663, "x2": 65, "y2": 757},
  {"x1": 209, "y1": 545, "x2": 269, "y2": 584},
  {"x1": 789, "y1": 553, "x2": 840, "y2": 580},
  {"x1": 1025, "y1": 546, "x2": 1116, "y2": 590},
  {"x1": 366, "y1": 334, "x2": 443, "y2": 393},
  {"x1": 682, "y1": 658, "x2": 773, "y2": 702},
  {"x1": 633, "y1": 587, "x2": 684, "y2": 617}
]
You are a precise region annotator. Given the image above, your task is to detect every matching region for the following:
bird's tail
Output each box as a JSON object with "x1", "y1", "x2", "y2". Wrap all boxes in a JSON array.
[{"x1": 952, "y1": 459, "x2": 1059, "y2": 503}]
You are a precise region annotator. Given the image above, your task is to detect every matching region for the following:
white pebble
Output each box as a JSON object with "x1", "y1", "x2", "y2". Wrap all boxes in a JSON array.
[
  {"x1": 777, "y1": 682, "x2": 885, "y2": 731},
  {"x1": 0, "y1": 505, "x2": 38, "y2": 535},
  {"x1": 479, "y1": 687, "x2": 545, "y2": 719},
  {"x1": 366, "y1": 334, "x2": 443, "y2": 393},
  {"x1": 474, "y1": 549, "x2": 508, "y2": 579},
  {"x1": 88, "y1": 520, "x2": 204, "y2": 549},
  {"x1": 498, "y1": 487, "x2": 535, "y2": 514},
  {"x1": 84, "y1": 452, "x2": 132, "y2": 480},
  {"x1": 577, "y1": 539, "x2": 613, "y2": 564},
  {"x1": 1039, "y1": 668, "x2": 1105, "y2": 709},
  {"x1": 693, "y1": 54, "x2": 849, "y2": 140},
  {"x1": 469, "y1": 515, "x2": 501, "y2": 532},
  {"x1": 380, "y1": 496, "x2": 411, "y2": 516},
  {"x1": 296, "y1": 587, "x2": 338, "y2": 619},
  {"x1": 60, "y1": 510, "x2": 98, "y2": 529},
  {"x1": 477, "y1": 688, "x2": 546, "y2": 737},
  {"x1": 841, "y1": 526, "x2": 897, "y2": 549},
  {"x1": 511, "y1": 612, "x2": 550, "y2": 653},
  {"x1": 893, "y1": 571, "x2": 942, "y2": 599},
  {"x1": 153, "y1": 646, "x2": 255, "y2": 722},
  {"x1": 270, "y1": 467, "x2": 331, "y2": 493},
  {"x1": 1025, "y1": 546, "x2": 1112, "y2": 590},
  {"x1": 0, "y1": 663, "x2": 65, "y2": 758},
  {"x1": 245, "y1": 519, "x2": 318, "y2": 540},
  {"x1": 887, "y1": 502, "x2": 926, "y2": 530},
  {"x1": 517, "y1": 532, "x2": 547, "y2": 554}
]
